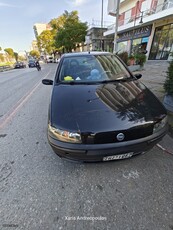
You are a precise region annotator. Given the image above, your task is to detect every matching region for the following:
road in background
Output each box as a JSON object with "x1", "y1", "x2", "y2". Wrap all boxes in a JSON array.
[{"x1": 0, "y1": 64, "x2": 173, "y2": 230}]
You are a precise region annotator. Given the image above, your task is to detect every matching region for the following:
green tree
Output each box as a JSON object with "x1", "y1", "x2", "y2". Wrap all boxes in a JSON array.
[
  {"x1": 4, "y1": 48, "x2": 14, "y2": 57},
  {"x1": 14, "y1": 52, "x2": 18, "y2": 62},
  {"x1": 4, "y1": 48, "x2": 15, "y2": 62},
  {"x1": 0, "y1": 47, "x2": 3, "y2": 62},
  {"x1": 0, "y1": 53, "x2": 4, "y2": 62},
  {"x1": 29, "y1": 50, "x2": 40, "y2": 59},
  {"x1": 54, "y1": 11, "x2": 88, "y2": 52},
  {"x1": 18, "y1": 55, "x2": 26, "y2": 61},
  {"x1": 37, "y1": 30, "x2": 56, "y2": 55},
  {"x1": 164, "y1": 57, "x2": 173, "y2": 95},
  {"x1": 48, "y1": 15, "x2": 67, "y2": 54},
  {"x1": 49, "y1": 15, "x2": 66, "y2": 31}
]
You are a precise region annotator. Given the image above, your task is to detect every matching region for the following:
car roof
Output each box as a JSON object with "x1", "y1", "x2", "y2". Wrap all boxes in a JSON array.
[{"x1": 62, "y1": 51, "x2": 111, "y2": 58}]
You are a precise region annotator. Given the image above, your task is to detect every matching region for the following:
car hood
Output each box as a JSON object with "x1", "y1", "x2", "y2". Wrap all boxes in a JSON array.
[{"x1": 50, "y1": 80, "x2": 167, "y2": 132}]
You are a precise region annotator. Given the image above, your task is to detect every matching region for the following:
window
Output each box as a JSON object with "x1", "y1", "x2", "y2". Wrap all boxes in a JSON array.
[
  {"x1": 149, "y1": 24, "x2": 173, "y2": 60},
  {"x1": 58, "y1": 54, "x2": 131, "y2": 83}
]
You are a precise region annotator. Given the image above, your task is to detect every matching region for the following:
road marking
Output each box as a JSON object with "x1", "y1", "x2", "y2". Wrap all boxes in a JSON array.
[{"x1": 0, "y1": 71, "x2": 51, "y2": 129}]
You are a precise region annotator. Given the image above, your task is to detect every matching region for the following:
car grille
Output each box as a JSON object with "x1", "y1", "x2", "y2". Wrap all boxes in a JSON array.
[{"x1": 94, "y1": 126, "x2": 153, "y2": 144}]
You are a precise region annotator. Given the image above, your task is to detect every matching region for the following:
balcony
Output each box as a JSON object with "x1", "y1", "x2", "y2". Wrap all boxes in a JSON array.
[{"x1": 104, "y1": 1, "x2": 173, "y2": 36}]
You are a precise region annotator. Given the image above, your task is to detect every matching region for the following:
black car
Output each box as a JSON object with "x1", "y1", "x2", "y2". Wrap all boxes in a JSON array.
[
  {"x1": 14, "y1": 61, "x2": 26, "y2": 68},
  {"x1": 28, "y1": 60, "x2": 36, "y2": 68},
  {"x1": 42, "y1": 52, "x2": 168, "y2": 162}
]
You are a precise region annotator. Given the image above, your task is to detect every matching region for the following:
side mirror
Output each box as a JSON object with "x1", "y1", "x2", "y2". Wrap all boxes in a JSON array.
[
  {"x1": 134, "y1": 73, "x2": 142, "y2": 79},
  {"x1": 42, "y1": 79, "x2": 53, "y2": 85}
]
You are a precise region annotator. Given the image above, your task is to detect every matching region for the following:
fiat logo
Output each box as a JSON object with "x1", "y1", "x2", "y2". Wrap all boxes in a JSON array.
[{"x1": 117, "y1": 133, "x2": 125, "y2": 141}]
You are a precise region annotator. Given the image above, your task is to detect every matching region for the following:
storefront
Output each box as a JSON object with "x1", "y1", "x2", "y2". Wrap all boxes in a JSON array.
[
  {"x1": 149, "y1": 23, "x2": 173, "y2": 60},
  {"x1": 117, "y1": 25, "x2": 152, "y2": 55}
]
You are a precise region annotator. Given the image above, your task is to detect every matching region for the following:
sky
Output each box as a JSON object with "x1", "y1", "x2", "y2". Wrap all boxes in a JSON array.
[{"x1": 0, "y1": 0, "x2": 114, "y2": 53}]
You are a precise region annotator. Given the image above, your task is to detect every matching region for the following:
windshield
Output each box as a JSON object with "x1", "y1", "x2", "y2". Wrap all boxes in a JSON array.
[{"x1": 58, "y1": 54, "x2": 131, "y2": 84}]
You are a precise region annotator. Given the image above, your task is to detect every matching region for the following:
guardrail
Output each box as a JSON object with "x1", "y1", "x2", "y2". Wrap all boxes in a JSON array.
[{"x1": 0, "y1": 65, "x2": 13, "y2": 72}]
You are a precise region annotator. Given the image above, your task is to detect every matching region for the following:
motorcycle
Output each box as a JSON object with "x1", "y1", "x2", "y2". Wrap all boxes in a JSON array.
[{"x1": 36, "y1": 65, "x2": 41, "y2": 71}]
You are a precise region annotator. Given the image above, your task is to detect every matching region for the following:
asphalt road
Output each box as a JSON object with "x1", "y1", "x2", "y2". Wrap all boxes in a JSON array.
[{"x1": 0, "y1": 64, "x2": 173, "y2": 230}]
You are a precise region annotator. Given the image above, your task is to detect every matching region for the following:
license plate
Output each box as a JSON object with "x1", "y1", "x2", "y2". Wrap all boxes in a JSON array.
[{"x1": 103, "y1": 152, "x2": 133, "y2": 161}]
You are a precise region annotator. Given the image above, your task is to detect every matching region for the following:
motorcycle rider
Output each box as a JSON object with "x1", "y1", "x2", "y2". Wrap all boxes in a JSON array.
[{"x1": 35, "y1": 59, "x2": 41, "y2": 70}]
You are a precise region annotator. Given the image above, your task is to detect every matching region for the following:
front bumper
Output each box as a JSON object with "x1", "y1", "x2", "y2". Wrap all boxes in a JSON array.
[{"x1": 48, "y1": 126, "x2": 168, "y2": 162}]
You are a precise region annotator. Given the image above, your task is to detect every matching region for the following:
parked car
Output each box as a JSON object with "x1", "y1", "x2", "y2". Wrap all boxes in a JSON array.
[
  {"x1": 47, "y1": 57, "x2": 53, "y2": 63},
  {"x1": 42, "y1": 52, "x2": 168, "y2": 162},
  {"x1": 14, "y1": 61, "x2": 26, "y2": 69},
  {"x1": 57, "y1": 58, "x2": 61, "y2": 63},
  {"x1": 28, "y1": 59, "x2": 36, "y2": 68}
]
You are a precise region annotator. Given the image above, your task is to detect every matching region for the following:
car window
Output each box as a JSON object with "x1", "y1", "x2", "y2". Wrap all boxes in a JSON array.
[{"x1": 58, "y1": 54, "x2": 131, "y2": 83}]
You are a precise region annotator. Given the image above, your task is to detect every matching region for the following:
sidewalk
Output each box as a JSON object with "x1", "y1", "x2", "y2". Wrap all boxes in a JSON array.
[
  {"x1": 0, "y1": 65, "x2": 13, "y2": 72},
  {"x1": 133, "y1": 60, "x2": 173, "y2": 155},
  {"x1": 139, "y1": 60, "x2": 169, "y2": 101}
]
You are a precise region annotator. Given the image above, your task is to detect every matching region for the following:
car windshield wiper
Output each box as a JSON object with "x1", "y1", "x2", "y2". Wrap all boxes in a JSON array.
[{"x1": 99, "y1": 77, "x2": 134, "y2": 84}]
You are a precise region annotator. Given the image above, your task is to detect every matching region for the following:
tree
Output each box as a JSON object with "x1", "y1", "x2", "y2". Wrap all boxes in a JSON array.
[
  {"x1": 4, "y1": 48, "x2": 15, "y2": 62},
  {"x1": 4, "y1": 48, "x2": 14, "y2": 57},
  {"x1": 54, "y1": 11, "x2": 88, "y2": 52},
  {"x1": 0, "y1": 54, "x2": 4, "y2": 62},
  {"x1": 164, "y1": 56, "x2": 173, "y2": 95},
  {"x1": 49, "y1": 15, "x2": 66, "y2": 31},
  {"x1": 0, "y1": 47, "x2": 3, "y2": 62},
  {"x1": 37, "y1": 30, "x2": 56, "y2": 55},
  {"x1": 48, "y1": 15, "x2": 67, "y2": 54},
  {"x1": 18, "y1": 55, "x2": 26, "y2": 61},
  {"x1": 29, "y1": 50, "x2": 40, "y2": 59},
  {"x1": 14, "y1": 52, "x2": 18, "y2": 62}
]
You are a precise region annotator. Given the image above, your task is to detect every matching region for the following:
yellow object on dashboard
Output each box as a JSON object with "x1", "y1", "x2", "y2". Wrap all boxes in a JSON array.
[{"x1": 64, "y1": 76, "x2": 74, "y2": 81}]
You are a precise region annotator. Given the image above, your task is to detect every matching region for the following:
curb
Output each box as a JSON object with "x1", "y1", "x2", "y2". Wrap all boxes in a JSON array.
[
  {"x1": 0, "y1": 66, "x2": 14, "y2": 72},
  {"x1": 156, "y1": 143, "x2": 173, "y2": 156},
  {"x1": 0, "y1": 68, "x2": 14, "y2": 72}
]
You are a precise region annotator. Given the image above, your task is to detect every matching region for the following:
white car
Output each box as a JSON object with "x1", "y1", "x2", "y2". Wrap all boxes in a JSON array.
[{"x1": 47, "y1": 57, "x2": 53, "y2": 63}]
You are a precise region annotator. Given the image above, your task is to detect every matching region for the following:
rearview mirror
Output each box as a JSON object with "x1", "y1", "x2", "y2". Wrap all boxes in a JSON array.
[{"x1": 42, "y1": 79, "x2": 53, "y2": 85}]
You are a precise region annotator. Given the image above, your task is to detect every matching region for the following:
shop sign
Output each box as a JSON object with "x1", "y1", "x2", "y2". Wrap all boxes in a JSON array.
[
  {"x1": 117, "y1": 25, "x2": 152, "y2": 42},
  {"x1": 142, "y1": 37, "x2": 149, "y2": 43}
]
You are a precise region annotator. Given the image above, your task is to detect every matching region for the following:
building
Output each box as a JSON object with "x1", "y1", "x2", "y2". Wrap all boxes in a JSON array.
[
  {"x1": 105, "y1": 0, "x2": 173, "y2": 60},
  {"x1": 33, "y1": 23, "x2": 52, "y2": 58},
  {"x1": 31, "y1": 40, "x2": 39, "y2": 51},
  {"x1": 84, "y1": 20, "x2": 115, "y2": 52},
  {"x1": 33, "y1": 23, "x2": 51, "y2": 39},
  {"x1": 86, "y1": 27, "x2": 114, "y2": 52}
]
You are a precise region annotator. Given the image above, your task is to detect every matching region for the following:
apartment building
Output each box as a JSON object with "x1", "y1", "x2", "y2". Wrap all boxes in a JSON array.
[
  {"x1": 105, "y1": 0, "x2": 173, "y2": 60},
  {"x1": 33, "y1": 23, "x2": 51, "y2": 39},
  {"x1": 86, "y1": 26, "x2": 114, "y2": 52}
]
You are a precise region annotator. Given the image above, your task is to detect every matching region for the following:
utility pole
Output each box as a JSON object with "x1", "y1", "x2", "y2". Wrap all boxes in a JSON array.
[{"x1": 113, "y1": 0, "x2": 120, "y2": 54}]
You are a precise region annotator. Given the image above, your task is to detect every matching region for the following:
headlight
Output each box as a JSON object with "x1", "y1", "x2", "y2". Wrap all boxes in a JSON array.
[
  {"x1": 48, "y1": 124, "x2": 82, "y2": 143},
  {"x1": 153, "y1": 116, "x2": 168, "y2": 133}
]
